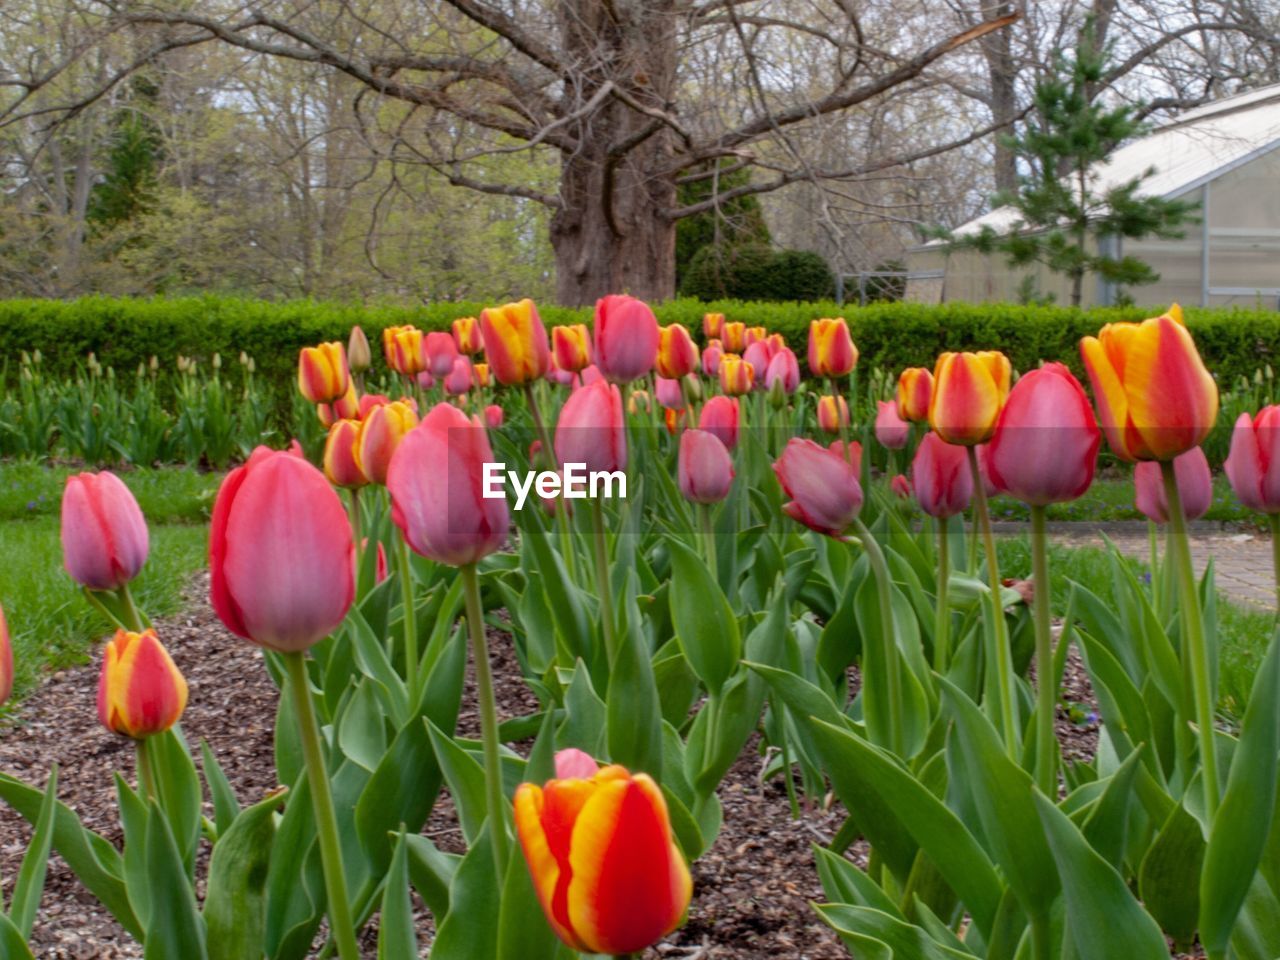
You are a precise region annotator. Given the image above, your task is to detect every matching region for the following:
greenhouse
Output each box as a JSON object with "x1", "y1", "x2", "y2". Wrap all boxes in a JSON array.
[{"x1": 906, "y1": 83, "x2": 1280, "y2": 308}]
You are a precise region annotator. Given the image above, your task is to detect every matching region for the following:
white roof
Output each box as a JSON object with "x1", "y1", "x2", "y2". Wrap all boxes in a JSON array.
[{"x1": 938, "y1": 82, "x2": 1280, "y2": 243}]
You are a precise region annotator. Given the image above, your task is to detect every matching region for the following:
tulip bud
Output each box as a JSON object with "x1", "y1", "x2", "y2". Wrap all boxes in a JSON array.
[
  {"x1": 348, "y1": 325, "x2": 372, "y2": 372},
  {"x1": 703, "y1": 312, "x2": 725, "y2": 340},
  {"x1": 774, "y1": 438, "x2": 863, "y2": 536},
  {"x1": 719, "y1": 355, "x2": 755, "y2": 396},
  {"x1": 817, "y1": 395, "x2": 849, "y2": 434},
  {"x1": 481, "y1": 299, "x2": 552, "y2": 385},
  {"x1": 698, "y1": 396, "x2": 739, "y2": 451},
  {"x1": 211, "y1": 447, "x2": 354, "y2": 652},
  {"x1": 744, "y1": 325, "x2": 767, "y2": 348},
  {"x1": 514, "y1": 763, "x2": 692, "y2": 955},
  {"x1": 679, "y1": 429, "x2": 734, "y2": 504},
  {"x1": 298, "y1": 342, "x2": 351, "y2": 405},
  {"x1": 808, "y1": 318, "x2": 857, "y2": 378},
  {"x1": 62, "y1": 472, "x2": 149, "y2": 591},
  {"x1": 211, "y1": 352, "x2": 222, "y2": 371},
  {"x1": 473, "y1": 363, "x2": 491, "y2": 389},
  {"x1": 553, "y1": 324, "x2": 593, "y2": 374},
  {"x1": 896, "y1": 367, "x2": 933, "y2": 422},
  {"x1": 664, "y1": 407, "x2": 686, "y2": 435},
  {"x1": 0, "y1": 605, "x2": 12, "y2": 708},
  {"x1": 1224, "y1": 407, "x2": 1280, "y2": 513},
  {"x1": 452, "y1": 316, "x2": 484, "y2": 356},
  {"x1": 655, "y1": 377, "x2": 685, "y2": 410},
  {"x1": 355, "y1": 400, "x2": 419, "y2": 485},
  {"x1": 911, "y1": 432, "x2": 972, "y2": 519},
  {"x1": 702, "y1": 341, "x2": 723, "y2": 377},
  {"x1": 594, "y1": 295, "x2": 660, "y2": 383},
  {"x1": 556, "y1": 379, "x2": 627, "y2": 475},
  {"x1": 1080, "y1": 306, "x2": 1218, "y2": 461},
  {"x1": 1135, "y1": 447, "x2": 1212, "y2": 524},
  {"x1": 97, "y1": 628, "x2": 187, "y2": 739},
  {"x1": 444, "y1": 356, "x2": 474, "y2": 397},
  {"x1": 149, "y1": 355, "x2": 159, "y2": 372},
  {"x1": 742, "y1": 341, "x2": 773, "y2": 384},
  {"x1": 656, "y1": 323, "x2": 699, "y2": 380},
  {"x1": 323, "y1": 419, "x2": 368, "y2": 489},
  {"x1": 485, "y1": 404, "x2": 505, "y2": 430},
  {"x1": 986, "y1": 363, "x2": 1099, "y2": 505},
  {"x1": 628, "y1": 389, "x2": 651, "y2": 415},
  {"x1": 388, "y1": 403, "x2": 510, "y2": 566},
  {"x1": 721, "y1": 321, "x2": 746, "y2": 353},
  {"x1": 388, "y1": 326, "x2": 426, "y2": 377},
  {"x1": 929, "y1": 351, "x2": 1012, "y2": 445},
  {"x1": 765, "y1": 348, "x2": 800, "y2": 396},
  {"x1": 891, "y1": 474, "x2": 913, "y2": 500},
  {"x1": 874, "y1": 400, "x2": 910, "y2": 449},
  {"x1": 425, "y1": 331, "x2": 459, "y2": 379},
  {"x1": 416, "y1": 370, "x2": 436, "y2": 391}
]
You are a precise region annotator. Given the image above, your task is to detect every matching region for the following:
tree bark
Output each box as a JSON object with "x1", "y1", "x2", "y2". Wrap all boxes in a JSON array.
[{"x1": 550, "y1": 0, "x2": 678, "y2": 306}]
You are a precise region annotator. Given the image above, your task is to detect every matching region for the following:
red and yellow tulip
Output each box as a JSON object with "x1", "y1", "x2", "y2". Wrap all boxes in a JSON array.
[
  {"x1": 817, "y1": 395, "x2": 849, "y2": 434},
  {"x1": 656, "y1": 323, "x2": 699, "y2": 380},
  {"x1": 553, "y1": 324, "x2": 593, "y2": 374},
  {"x1": 721, "y1": 321, "x2": 746, "y2": 354},
  {"x1": 1079, "y1": 305, "x2": 1218, "y2": 461},
  {"x1": 355, "y1": 400, "x2": 419, "y2": 485},
  {"x1": 452, "y1": 315, "x2": 484, "y2": 356},
  {"x1": 808, "y1": 318, "x2": 857, "y2": 378},
  {"x1": 514, "y1": 762, "x2": 692, "y2": 955},
  {"x1": 719, "y1": 354, "x2": 754, "y2": 396},
  {"x1": 896, "y1": 367, "x2": 933, "y2": 422},
  {"x1": 96, "y1": 628, "x2": 188, "y2": 739},
  {"x1": 298, "y1": 342, "x2": 350, "y2": 405},
  {"x1": 384, "y1": 326, "x2": 425, "y2": 377},
  {"x1": 323, "y1": 419, "x2": 368, "y2": 489},
  {"x1": 928, "y1": 351, "x2": 1011, "y2": 445},
  {"x1": 481, "y1": 299, "x2": 552, "y2": 386},
  {"x1": 702, "y1": 312, "x2": 725, "y2": 340}
]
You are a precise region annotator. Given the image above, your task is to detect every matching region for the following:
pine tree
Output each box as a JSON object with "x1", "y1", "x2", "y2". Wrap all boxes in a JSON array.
[{"x1": 957, "y1": 20, "x2": 1196, "y2": 306}]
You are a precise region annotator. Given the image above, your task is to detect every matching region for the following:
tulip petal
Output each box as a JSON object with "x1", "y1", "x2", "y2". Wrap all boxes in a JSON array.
[
  {"x1": 1224, "y1": 411, "x2": 1267, "y2": 511},
  {"x1": 1122, "y1": 316, "x2": 1218, "y2": 459},
  {"x1": 1081, "y1": 335, "x2": 1136, "y2": 461}
]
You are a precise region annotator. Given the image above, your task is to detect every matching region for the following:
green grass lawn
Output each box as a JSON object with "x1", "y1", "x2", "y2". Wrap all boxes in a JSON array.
[
  {"x1": 989, "y1": 474, "x2": 1253, "y2": 525},
  {"x1": 0, "y1": 462, "x2": 217, "y2": 710}
]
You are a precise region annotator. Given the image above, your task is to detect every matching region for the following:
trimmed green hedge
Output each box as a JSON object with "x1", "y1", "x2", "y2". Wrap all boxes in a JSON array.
[{"x1": 1, "y1": 295, "x2": 1278, "y2": 386}]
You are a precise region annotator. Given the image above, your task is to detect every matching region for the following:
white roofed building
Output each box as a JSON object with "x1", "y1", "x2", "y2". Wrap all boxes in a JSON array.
[{"x1": 905, "y1": 84, "x2": 1280, "y2": 309}]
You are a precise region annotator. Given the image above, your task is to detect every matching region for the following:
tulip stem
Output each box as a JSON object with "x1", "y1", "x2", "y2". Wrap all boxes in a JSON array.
[
  {"x1": 590, "y1": 500, "x2": 619, "y2": 667},
  {"x1": 851, "y1": 518, "x2": 903, "y2": 756},
  {"x1": 397, "y1": 535, "x2": 419, "y2": 695},
  {"x1": 1147, "y1": 519, "x2": 1160, "y2": 610},
  {"x1": 934, "y1": 520, "x2": 951, "y2": 673},
  {"x1": 350, "y1": 488, "x2": 363, "y2": 587},
  {"x1": 698, "y1": 503, "x2": 718, "y2": 587},
  {"x1": 136, "y1": 738, "x2": 156, "y2": 801},
  {"x1": 525, "y1": 381, "x2": 577, "y2": 581},
  {"x1": 830, "y1": 377, "x2": 854, "y2": 466},
  {"x1": 282, "y1": 651, "x2": 361, "y2": 960},
  {"x1": 966, "y1": 446, "x2": 1019, "y2": 760},
  {"x1": 461, "y1": 563, "x2": 510, "y2": 879},
  {"x1": 1160, "y1": 459, "x2": 1219, "y2": 822},
  {"x1": 1269, "y1": 513, "x2": 1280, "y2": 616},
  {"x1": 1030, "y1": 505, "x2": 1057, "y2": 796},
  {"x1": 119, "y1": 584, "x2": 147, "y2": 632}
]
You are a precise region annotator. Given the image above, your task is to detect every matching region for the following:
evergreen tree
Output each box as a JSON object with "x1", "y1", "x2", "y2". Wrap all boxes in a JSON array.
[
  {"x1": 675, "y1": 160, "x2": 771, "y2": 288},
  {"x1": 89, "y1": 77, "x2": 162, "y2": 226},
  {"x1": 956, "y1": 21, "x2": 1196, "y2": 306}
]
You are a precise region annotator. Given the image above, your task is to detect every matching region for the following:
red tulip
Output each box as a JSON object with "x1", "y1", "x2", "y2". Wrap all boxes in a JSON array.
[
  {"x1": 514, "y1": 763, "x2": 692, "y2": 955},
  {"x1": 765, "y1": 348, "x2": 800, "y2": 395},
  {"x1": 656, "y1": 324, "x2": 699, "y2": 380},
  {"x1": 698, "y1": 396, "x2": 739, "y2": 451},
  {"x1": 0, "y1": 605, "x2": 12, "y2": 708},
  {"x1": 986, "y1": 363, "x2": 1099, "y2": 505},
  {"x1": 97, "y1": 628, "x2": 187, "y2": 738},
  {"x1": 775, "y1": 438, "x2": 863, "y2": 536},
  {"x1": 425, "y1": 331, "x2": 459, "y2": 378},
  {"x1": 594, "y1": 294, "x2": 659, "y2": 383},
  {"x1": 874, "y1": 400, "x2": 910, "y2": 449},
  {"x1": 323, "y1": 419, "x2": 368, "y2": 489},
  {"x1": 386, "y1": 326, "x2": 425, "y2": 377},
  {"x1": 679, "y1": 429, "x2": 734, "y2": 504},
  {"x1": 62, "y1": 471, "x2": 149, "y2": 591},
  {"x1": 388, "y1": 403, "x2": 510, "y2": 566},
  {"x1": 891, "y1": 474, "x2": 913, "y2": 500},
  {"x1": 912, "y1": 432, "x2": 972, "y2": 519},
  {"x1": 655, "y1": 377, "x2": 685, "y2": 410},
  {"x1": 484, "y1": 404, "x2": 505, "y2": 430},
  {"x1": 210, "y1": 447, "x2": 354, "y2": 652},
  {"x1": 744, "y1": 325, "x2": 768, "y2": 348},
  {"x1": 556, "y1": 379, "x2": 627, "y2": 475},
  {"x1": 1135, "y1": 447, "x2": 1212, "y2": 524},
  {"x1": 664, "y1": 407, "x2": 686, "y2": 435},
  {"x1": 975, "y1": 442, "x2": 998, "y2": 498},
  {"x1": 1224, "y1": 407, "x2": 1280, "y2": 513}
]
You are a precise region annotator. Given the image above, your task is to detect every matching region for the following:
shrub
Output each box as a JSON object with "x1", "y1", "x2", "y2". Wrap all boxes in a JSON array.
[
  {"x1": 680, "y1": 243, "x2": 776, "y2": 301},
  {"x1": 770, "y1": 250, "x2": 835, "y2": 302}
]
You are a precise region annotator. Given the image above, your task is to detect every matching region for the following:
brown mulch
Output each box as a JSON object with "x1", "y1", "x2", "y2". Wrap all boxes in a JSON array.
[{"x1": 0, "y1": 576, "x2": 854, "y2": 958}]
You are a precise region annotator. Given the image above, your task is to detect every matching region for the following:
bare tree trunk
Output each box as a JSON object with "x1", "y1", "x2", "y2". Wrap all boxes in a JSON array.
[
  {"x1": 981, "y1": 1, "x2": 1019, "y2": 195},
  {"x1": 550, "y1": 0, "x2": 678, "y2": 305}
]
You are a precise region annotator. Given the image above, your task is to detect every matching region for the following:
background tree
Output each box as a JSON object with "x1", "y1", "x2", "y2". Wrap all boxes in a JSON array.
[{"x1": 952, "y1": 22, "x2": 1198, "y2": 307}]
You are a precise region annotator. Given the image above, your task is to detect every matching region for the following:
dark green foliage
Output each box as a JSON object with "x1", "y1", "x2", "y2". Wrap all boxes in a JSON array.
[
  {"x1": 948, "y1": 21, "x2": 1196, "y2": 306},
  {"x1": 681, "y1": 245, "x2": 834, "y2": 302},
  {"x1": 89, "y1": 77, "x2": 163, "y2": 226},
  {"x1": 674, "y1": 161, "x2": 771, "y2": 287},
  {"x1": 771, "y1": 250, "x2": 835, "y2": 302}
]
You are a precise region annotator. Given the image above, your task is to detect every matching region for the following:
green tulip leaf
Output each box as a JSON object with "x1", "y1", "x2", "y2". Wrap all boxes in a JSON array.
[
  {"x1": 204, "y1": 788, "x2": 283, "y2": 960},
  {"x1": 377, "y1": 831, "x2": 418, "y2": 960},
  {"x1": 668, "y1": 536, "x2": 741, "y2": 696},
  {"x1": 143, "y1": 799, "x2": 208, "y2": 960}
]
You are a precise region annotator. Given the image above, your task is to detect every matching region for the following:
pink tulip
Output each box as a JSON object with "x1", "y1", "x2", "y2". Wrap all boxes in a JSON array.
[
  {"x1": 210, "y1": 447, "x2": 354, "y2": 652},
  {"x1": 698, "y1": 396, "x2": 739, "y2": 452},
  {"x1": 774, "y1": 438, "x2": 863, "y2": 537},
  {"x1": 415, "y1": 370, "x2": 435, "y2": 390},
  {"x1": 0, "y1": 605, "x2": 12, "y2": 708},
  {"x1": 655, "y1": 377, "x2": 685, "y2": 410},
  {"x1": 986, "y1": 363, "x2": 1100, "y2": 505},
  {"x1": 702, "y1": 341, "x2": 723, "y2": 377},
  {"x1": 828, "y1": 439, "x2": 863, "y2": 475},
  {"x1": 445, "y1": 356, "x2": 473, "y2": 397},
  {"x1": 765, "y1": 349, "x2": 800, "y2": 395},
  {"x1": 425, "y1": 331, "x2": 459, "y2": 379},
  {"x1": 912, "y1": 432, "x2": 972, "y2": 519},
  {"x1": 485, "y1": 404, "x2": 505, "y2": 429},
  {"x1": 891, "y1": 474, "x2": 913, "y2": 500},
  {"x1": 580, "y1": 365, "x2": 604, "y2": 388},
  {"x1": 975, "y1": 443, "x2": 998, "y2": 498},
  {"x1": 555, "y1": 379, "x2": 627, "y2": 475},
  {"x1": 679, "y1": 429, "x2": 734, "y2": 504},
  {"x1": 594, "y1": 294, "x2": 659, "y2": 383},
  {"x1": 388, "y1": 403, "x2": 510, "y2": 565},
  {"x1": 554, "y1": 747, "x2": 600, "y2": 780},
  {"x1": 743, "y1": 341, "x2": 773, "y2": 383},
  {"x1": 62, "y1": 472, "x2": 149, "y2": 591},
  {"x1": 874, "y1": 400, "x2": 910, "y2": 450},
  {"x1": 1135, "y1": 447, "x2": 1212, "y2": 524},
  {"x1": 1224, "y1": 406, "x2": 1280, "y2": 513}
]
